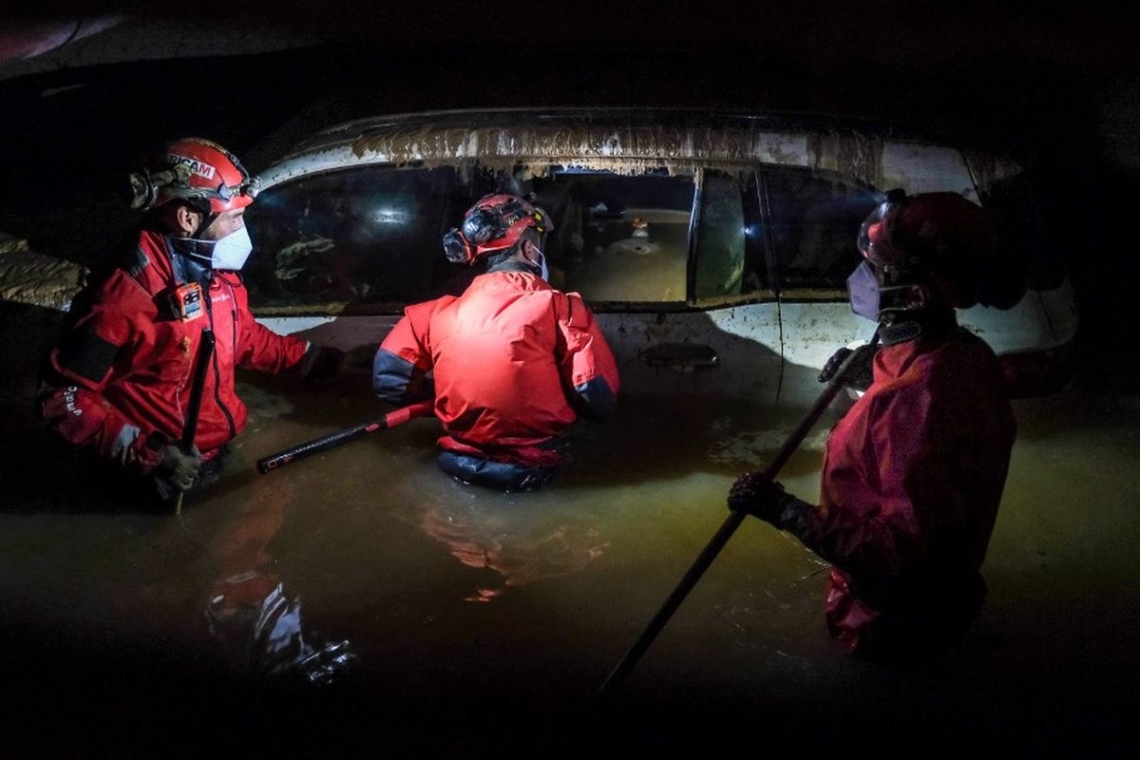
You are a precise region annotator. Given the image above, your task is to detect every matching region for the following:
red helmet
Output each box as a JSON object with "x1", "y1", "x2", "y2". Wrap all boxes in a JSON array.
[
  {"x1": 857, "y1": 190, "x2": 1015, "y2": 309},
  {"x1": 442, "y1": 193, "x2": 553, "y2": 265},
  {"x1": 128, "y1": 137, "x2": 259, "y2": 214}
]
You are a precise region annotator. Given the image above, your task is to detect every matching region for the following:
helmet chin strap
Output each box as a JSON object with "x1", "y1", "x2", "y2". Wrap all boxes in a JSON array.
[
  {"x1": 167, "y1": 204, "x2": 221, "y2": 275},
  {"x1": 194, "y1": 210, "x2": 219, "y2": 239}
]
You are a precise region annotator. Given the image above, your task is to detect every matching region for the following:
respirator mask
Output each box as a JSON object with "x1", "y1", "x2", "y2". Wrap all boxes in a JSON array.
[
  {"x1": 206, "y1": 226, "x2": 253, "y2": 271},
  {"x1": 172, "y1": 225, "x2": 253, "y2": 272},
  {"x1": 846, "y1": 261, "x2": 920, "y2": 322}
]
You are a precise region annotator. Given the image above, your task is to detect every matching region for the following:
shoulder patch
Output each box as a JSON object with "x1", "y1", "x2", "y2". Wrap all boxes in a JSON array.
[{"x1": 57, "y1": 326, "x2": 120, "y2": 384}]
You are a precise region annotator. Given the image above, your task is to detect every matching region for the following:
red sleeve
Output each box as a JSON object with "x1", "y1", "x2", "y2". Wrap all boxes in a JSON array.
[
  {"x1": 41, "y1": 273, "x2": 165, "y2": 472},
  {"x1": 554, "y1": 292, "x2": 620, "y2": 396},
  {"x1": 801, "y1": 345, "x2": 1012, "y2": 579},
  {"x1": 41, "y1": 384, "x2": 166, "y2": 472},
  {"x1": 373, "y1": 299, "x2": 450, "y2": 403},
  {"x1": 802, "y1": 382, "x2": 932, "y2": 577},
  {"x1": 233, "y1": 288, "x2": 309, "y2": 374},
  {"x1": 379, "y1": 299, "x2": 447, "y2": 371}
]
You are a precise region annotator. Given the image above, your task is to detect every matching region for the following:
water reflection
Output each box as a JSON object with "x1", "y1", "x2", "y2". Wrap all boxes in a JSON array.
[
  {"x1": 202, "y1": 386, "x2": 357, "y2": 685},
  {"x1": 408, "y1": 486, "x2": 610, "y2": 602},
  {"x1": 205, "y1": 569, "x2": 356, "y2": 684}
]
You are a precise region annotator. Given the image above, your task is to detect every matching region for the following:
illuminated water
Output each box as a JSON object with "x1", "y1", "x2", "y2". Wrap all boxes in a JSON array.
[{"x1": 2, "y1": 303, "x2": 1137, "y2": 758}]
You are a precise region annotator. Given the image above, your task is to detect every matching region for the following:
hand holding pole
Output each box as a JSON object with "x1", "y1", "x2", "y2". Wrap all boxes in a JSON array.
[{"x1": 596, "y1": 330, "x2": 879, "y2": 697}]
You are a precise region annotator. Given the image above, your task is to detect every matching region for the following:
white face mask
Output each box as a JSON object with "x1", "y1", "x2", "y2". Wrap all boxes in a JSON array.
[
  {"x1": 209, "y1": 225, "x2": 253, "y2": 271},
  {"x1": 536, "y1": 251, "x2": 549, "y2": 282}
]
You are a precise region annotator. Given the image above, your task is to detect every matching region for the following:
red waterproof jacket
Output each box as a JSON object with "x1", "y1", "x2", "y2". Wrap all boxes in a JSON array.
[
  {"x1": 41, "y1": 230, "x2": 308, "y2": 473},
  {"x1": 374, "y1": 269, "x2": 620, "y2": 467},
  {"x1": 793, "y1": 329, "x2": 1016, "y2": 653}
]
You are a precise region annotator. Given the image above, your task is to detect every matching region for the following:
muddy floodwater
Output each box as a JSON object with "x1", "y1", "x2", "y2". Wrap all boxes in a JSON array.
[{"x1": 1, "y1": 302, "x2": 1138, "y2": 759}]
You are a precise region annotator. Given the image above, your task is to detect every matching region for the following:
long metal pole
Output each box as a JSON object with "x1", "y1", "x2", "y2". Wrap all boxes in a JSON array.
[
  {"x1": 597, "y1": 333, "x2": 877, "y2": 697},
  {"x1": 256, "y1": 399, "x2": 434, "y2": 474},
  {"x1": 174, "y1": 329, "x2": 215, "y2": 516}
]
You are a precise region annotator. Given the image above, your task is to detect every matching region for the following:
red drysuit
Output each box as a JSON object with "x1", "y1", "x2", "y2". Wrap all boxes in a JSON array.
[
  {"x1": 41, "y1": 230, "x2": 309, "y2": 472},
  {"x1": 793, "y1": 329, "x2": 1016, "y2": 655},
  {"x1": 373, "y1": 269, "x2": 619, "y2": 467}
]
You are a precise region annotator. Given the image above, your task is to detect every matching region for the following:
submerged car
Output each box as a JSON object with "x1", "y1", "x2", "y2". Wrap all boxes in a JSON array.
[{"x1": 244, "y1": 108, "x2": 1077, "y2": 408}]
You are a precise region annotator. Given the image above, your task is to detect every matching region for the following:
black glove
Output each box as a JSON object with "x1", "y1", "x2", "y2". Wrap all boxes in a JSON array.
[
  {"x1": 157, "y1": 444, "x2": 201, "y2": 492},
  {"x1": 818, "y1": 343, "x2": 877, "y2": 390},
  {"x1": 728, "y1": 471, "x2": 797, "y2": 526},
  {"x1": 299, "y1": 344, "x2": 344, "y2": 381}
]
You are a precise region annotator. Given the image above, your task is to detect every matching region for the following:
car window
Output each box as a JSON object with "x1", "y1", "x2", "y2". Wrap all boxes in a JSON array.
[
  {"x1": 535, "y1": 170, "x2": 696, "y2": 303},
  {"x1": 763, "y1": 166, "x2": 881, "y2": 290},
  {"x1": 695, "y1": 169, "x2": 771, "y2": 300},
  {"x1": 245, "y1": 165, "x2": 480, "y2": 310}
]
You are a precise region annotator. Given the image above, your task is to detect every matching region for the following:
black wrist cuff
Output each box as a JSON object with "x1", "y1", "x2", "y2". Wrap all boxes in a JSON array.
[{"x1": 777, "y1": 497, "x2": 813, "y2": 532}]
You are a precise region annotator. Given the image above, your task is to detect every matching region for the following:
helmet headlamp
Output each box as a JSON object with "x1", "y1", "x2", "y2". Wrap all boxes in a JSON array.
[{"x1": 442, "y1": 194, "x2": 553, "y2": 266}]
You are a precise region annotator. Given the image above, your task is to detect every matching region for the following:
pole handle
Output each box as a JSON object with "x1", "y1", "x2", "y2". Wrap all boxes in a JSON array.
[
  {"x1": 257, "y1": 399, "x2": 434, "y2": 474},
  {"x1": 174, "y1": 329, "x2": 216, "y2": 516}
]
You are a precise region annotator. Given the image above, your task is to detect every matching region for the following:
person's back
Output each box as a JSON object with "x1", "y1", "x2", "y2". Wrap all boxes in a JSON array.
[
  {"x1": 374, "y1": 194, "x2": 619, "y2": 492},
  {"x1": 431, "y1": 270, "x2": 578, "y2": 445}
]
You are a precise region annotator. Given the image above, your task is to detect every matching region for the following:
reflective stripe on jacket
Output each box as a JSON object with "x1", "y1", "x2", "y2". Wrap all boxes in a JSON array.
[
  {"x1": 41, "y1": 230, "x2": 308, "y2": 472},
  {"x1": 373, "y1": 270, "x2": 620, "y2": 467}
]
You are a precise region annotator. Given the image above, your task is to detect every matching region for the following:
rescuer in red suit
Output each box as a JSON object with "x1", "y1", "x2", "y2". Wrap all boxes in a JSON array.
[
  {"x1": 729, "y1": 190, "x2": 1025, "y2": 661},
  {"x1": 373, "y1": 193, "x2": 620, "y2": 492},
  {"x1": 39, "y1": 138, "x2": 342, "y2": 505}
]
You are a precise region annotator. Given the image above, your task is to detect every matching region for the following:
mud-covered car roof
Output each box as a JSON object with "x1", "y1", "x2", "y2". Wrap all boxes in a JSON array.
[{"x1": 259, "y1": 107, "x2": 1020, "y2": 194}]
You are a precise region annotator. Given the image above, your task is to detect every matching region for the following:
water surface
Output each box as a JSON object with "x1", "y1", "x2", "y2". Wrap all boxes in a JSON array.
[{"x1": 2, "y1": 307, "x2": 1137, "y2": 758}]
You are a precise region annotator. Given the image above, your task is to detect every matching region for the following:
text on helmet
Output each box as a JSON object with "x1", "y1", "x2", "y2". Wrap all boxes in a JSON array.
[{"x1": 168, "y1": 154, "x2": 216, "y2": 181}]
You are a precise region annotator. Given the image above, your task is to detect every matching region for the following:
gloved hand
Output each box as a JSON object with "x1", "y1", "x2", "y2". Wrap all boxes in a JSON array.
[
  {"x1": 818, "y1": 343, "x2": 877, "y2": 390},
  {"x1": 728, "y1": 471, "x2": 795, "y2": 526},
  {"x1": 157, "y1": 444, "x2": 201, "y2": 492},
  {"x1": 299, "y1": 344, "x2": 344, "y2": 381}
]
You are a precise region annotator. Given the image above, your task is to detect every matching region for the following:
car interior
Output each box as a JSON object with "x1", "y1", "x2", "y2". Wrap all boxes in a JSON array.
[{"x1": 244, "y1": 160, "x2": 985, "y2": 312}]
